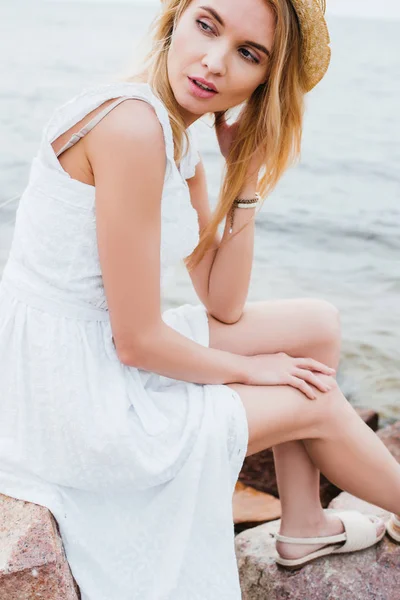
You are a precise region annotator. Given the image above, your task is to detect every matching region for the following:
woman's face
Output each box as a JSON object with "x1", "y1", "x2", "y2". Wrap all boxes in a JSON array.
[{"x1": 167, "y1": 0, "x2": 276, "y2": 126}]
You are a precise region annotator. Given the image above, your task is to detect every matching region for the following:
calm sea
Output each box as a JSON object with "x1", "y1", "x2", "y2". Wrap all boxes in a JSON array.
[{"x1": 1, "y1": 1, "x2": 399, "y2": 420}]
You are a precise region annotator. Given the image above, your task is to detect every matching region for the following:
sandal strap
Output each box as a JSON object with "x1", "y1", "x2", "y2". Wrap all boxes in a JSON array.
[
  {"x1": 329, "y1": 510, "x2": 380, "y2": 553},
  {"x1": 274, "y1": 531, "x2": 346, "y2": 544},
  {"x1": 392, "y1": 514, "x2": 400, "y2": 527}
]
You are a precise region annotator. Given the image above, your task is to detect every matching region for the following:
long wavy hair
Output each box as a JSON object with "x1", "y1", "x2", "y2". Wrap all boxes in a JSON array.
[{"x1": 123, "y1": 0, "x2": 306, "y2": 272}]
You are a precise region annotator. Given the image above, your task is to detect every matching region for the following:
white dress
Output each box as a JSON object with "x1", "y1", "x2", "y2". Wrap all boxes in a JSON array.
[{"x1": 0, "y1": 81, "x2": 249, "y2": 600}]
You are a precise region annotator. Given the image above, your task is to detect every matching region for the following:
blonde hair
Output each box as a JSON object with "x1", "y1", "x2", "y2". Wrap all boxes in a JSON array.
[{"x1": 123, "y1": 0, "x2": 306, "y2": 272}]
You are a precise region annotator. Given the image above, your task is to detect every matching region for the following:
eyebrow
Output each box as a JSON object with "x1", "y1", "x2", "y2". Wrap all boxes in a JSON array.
[{"x1": 198, "y1": 5, "x2": 271, "y2": 58}]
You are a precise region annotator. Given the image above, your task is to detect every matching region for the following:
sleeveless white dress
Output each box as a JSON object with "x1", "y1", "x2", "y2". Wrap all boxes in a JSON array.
[{"x1": 0, "y1": 81, "x2": 249, "y2": 600}]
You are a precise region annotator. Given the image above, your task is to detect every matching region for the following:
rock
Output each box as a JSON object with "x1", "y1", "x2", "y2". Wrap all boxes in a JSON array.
[
  {"x1": 238, "y1": 406, "x2": 379, "y2": 508},
  {"x1": 329, "y1": 491, "x2": 392, "y2": 518},
  {"x1": 356, "y1": 406, "x2": 380, "y2": 432},
  {"x1": 233, "y1": 482, "x2": 281, "y2": 535},
  {"x1": 0, "y1": 493, "x2": 80, "y2": 599},
  {"x1": 235, "y1": 502, "x2": 400, "y2": 600}
]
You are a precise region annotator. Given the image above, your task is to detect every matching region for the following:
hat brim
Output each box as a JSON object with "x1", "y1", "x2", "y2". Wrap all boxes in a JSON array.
[{"x1": 290, "y1": 0, "x2": 331, "y2": 92}]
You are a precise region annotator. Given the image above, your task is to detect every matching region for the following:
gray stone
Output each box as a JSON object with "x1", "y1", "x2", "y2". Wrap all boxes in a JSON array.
[{"x1": 235, "y1": 506, "x2": 399, "y2": 600}]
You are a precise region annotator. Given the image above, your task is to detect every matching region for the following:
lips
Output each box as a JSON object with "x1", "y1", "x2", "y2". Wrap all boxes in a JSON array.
[
  {"x1": 189, "y1": 77, "x2": 218, "y2": 93},
  {"x1": 187, "y1": 77, "x2": 218, "y2": 100}
]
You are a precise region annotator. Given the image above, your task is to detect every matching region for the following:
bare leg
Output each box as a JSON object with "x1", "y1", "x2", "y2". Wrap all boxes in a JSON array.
[
  {"x1": 271, "y1": 338, "x2": 392, "y2": 554},
  {"x1": 272, "y1": 440, "x2": 386, "y2": 559},
  {"x1": 226, "y1": 377, "x2": 400, "y2": 521},
  {"x1": 272, "y1": 316, "x2": 343, "y2": 558},
  {"x1": 302, "y1": 407, "x2": 400, "y2": 513},
  {"x1": 271, "y1": 322, "x2": 380, "y2": 558},
  {"x1": 207, "y1": 299, "x2": 399, "y2": 548},
  {"x1": 209, "y1": 299, "x2": 341, "y2": 520}
]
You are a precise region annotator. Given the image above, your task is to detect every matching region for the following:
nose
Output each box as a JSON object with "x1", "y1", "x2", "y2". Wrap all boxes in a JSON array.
[{"x1": 201, "y1": 43, "x2": 227, "y2": 76}]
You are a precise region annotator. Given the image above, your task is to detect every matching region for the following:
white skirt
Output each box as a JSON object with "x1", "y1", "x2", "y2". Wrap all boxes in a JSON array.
[{"x1": 0, "y1": 278, "x2": 249, "y2": 600}]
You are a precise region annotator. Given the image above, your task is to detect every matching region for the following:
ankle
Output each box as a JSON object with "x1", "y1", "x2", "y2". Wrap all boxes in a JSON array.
[{"x1": 280, "y1": 510, "x2": 327, "y2": 536}]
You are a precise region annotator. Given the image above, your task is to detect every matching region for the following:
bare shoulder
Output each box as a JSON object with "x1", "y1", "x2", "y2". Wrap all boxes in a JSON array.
[{"x1": 85, "y1": 98, "x2": 167, "y2": 173}]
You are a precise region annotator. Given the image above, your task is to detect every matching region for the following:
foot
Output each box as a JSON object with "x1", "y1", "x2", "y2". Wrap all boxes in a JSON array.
[{"x1": 276, "y1": 512, "x2": 385, "y2": 561}]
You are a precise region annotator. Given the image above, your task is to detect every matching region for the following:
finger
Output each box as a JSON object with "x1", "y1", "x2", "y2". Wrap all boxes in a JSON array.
[
  {"x1": 293, "y1": 368, "x2": 332, "y2": 393},
  {"x1": 296, "y1": 358, "x2": 336, "y2": 375},
  {"x1": 287, "y1": 376, "x2": 317, "y2": 400}
]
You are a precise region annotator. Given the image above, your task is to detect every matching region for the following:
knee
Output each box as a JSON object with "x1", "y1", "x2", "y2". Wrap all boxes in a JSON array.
[
  {"x1": 312, "y1": 376, "x2": 352, "y2": 435},
  {"x1": 308, "y1": 299, "x2": 341, "y2": 349}
]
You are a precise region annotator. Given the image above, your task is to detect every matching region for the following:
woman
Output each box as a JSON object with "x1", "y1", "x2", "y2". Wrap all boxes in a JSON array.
[{"x1": 0, "y1": 0, "x2": 399, "y2": 597}]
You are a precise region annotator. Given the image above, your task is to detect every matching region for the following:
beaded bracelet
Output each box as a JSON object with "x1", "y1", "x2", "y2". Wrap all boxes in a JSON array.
[{"x1": 229, "y1": 193, "x2": 260, "y2": 234}]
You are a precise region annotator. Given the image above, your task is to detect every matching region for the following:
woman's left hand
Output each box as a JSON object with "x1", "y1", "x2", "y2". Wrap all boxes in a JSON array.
[{"x1": 214, "y1": 111, "x2": 264, "y2": 179}]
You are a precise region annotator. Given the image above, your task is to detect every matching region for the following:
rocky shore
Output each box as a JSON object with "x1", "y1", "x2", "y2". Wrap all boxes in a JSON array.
[{"x1": 0, "y1": 409, "x2": 399, "y2": 599}]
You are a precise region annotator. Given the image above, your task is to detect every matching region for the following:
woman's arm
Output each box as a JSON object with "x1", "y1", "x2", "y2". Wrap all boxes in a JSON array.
[
  {"x1": 206, "y1": 175, "x2": 258, "y2": 324},
  {"x1": 199, "y1": 111, "x2": 261, "y2": 324},
  {"x1": 87, "y1": 99, "x2": 249, "y2": 384},
  {"x1": 186, "y1": 162, "x2": 257, "y2": 324}
]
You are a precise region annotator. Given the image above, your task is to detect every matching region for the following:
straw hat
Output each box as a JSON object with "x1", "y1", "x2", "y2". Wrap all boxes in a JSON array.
[{"x1": 290, "y1": 0, "x2": 331, "y2": 91}]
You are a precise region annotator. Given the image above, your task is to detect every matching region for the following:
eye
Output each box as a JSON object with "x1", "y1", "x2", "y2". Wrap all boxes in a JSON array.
[
  {"x1": 196, "y1": 19, "x2": 260, "y2": 64},
  {"x1": 239, "y1": 48, "x2": 259, "y2": 64},
  {"x1": 196, "y1": 19, "x2": 214, "y2": 34},
  {"x1": 195, "y1": 18, "x2": 260, "y2": 64}
]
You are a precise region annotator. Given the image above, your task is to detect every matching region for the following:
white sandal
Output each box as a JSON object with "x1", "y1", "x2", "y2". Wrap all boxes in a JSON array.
[
  {"x1": 274, "y1": 510, "x2": 386, "y2": 570},
  {"x1": 386, "y1": 514, "x2": 400, "y2": 543}
]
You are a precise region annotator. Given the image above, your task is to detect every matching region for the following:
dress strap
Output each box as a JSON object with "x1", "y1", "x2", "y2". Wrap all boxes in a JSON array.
[
  {"x1": 54, "y1": 97, "x2": 131, "y2": 158},
  {"x1": 39, "y1": 81, "x2": 177, "y2": 180}
]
